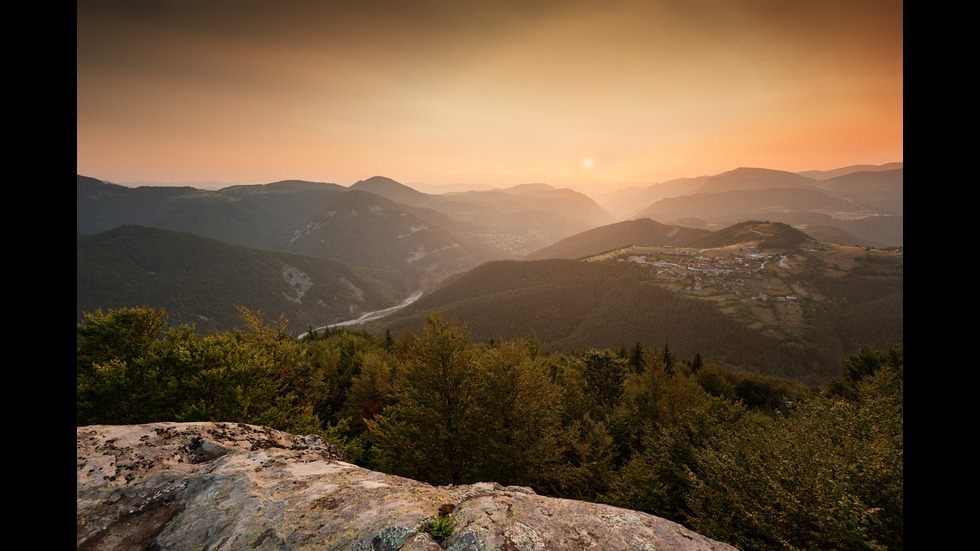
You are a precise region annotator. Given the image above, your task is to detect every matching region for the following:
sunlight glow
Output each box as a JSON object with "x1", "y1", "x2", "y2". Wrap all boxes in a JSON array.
[{"x1": 76, "y1": 2, "x2": 903, "y2": 191}]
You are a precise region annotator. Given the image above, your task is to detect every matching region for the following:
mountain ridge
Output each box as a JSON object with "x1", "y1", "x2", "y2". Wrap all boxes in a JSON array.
[
  {"x1": 78, "y1": 173, "x2": 617, "y2": 276},
  {"x1": 690, "y1": 167, "x2": 816, "y2": 194},
  {"x1": 77, "y1": 225, "x2": 413, "y2": 335},
  {"x1": 524, "y1": 218, "x2": 713, "y2": 260},
  {"x1": 77, "y1": 163, "x2": 901, "y2": 383},
  {"x1": 359, "y1": 221, "x2": 901, "y2": 384},
  {"x1": 621, "y1": 166, "x2": 902, "y2": 246},
  {"x1": 797, "y1": 162, "x2": 903, "y2": 180},
  {"x1": 589, "y1": 163, "x2": 900, "y2": 241}
]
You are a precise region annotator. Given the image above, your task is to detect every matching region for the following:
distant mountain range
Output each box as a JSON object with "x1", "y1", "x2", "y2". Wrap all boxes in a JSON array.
[
  {"x1": 77, "y1": 174, "x2": 615, "y2": 290},
  {"x1": 77, "y1": 173, "x2": 614, "y2": 331},
  {"x1": 595, "y1": 164, "x2": 902, "y2": 247},
  {"x1": 77, "y1": 163, "x2": 902, "y2": 381}
]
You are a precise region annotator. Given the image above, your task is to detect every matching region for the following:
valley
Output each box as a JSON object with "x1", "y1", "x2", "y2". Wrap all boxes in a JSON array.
[
  {"x1": 301, "y1": 289, "x2": 425, "y2": 337},
  {"x1": 77, "y1": 163, "x2": 902, "y2": 384}
]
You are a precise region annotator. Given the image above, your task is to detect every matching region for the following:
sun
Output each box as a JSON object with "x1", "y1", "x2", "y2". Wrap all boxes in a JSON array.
[{"x1": 582, "y1": 157, "x2": 594, "y2": 169}]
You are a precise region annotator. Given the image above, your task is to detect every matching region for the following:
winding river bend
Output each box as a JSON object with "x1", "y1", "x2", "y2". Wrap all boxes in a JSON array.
[{"x1": 299, "y1": 290, "x2": 424, "y2": 338}]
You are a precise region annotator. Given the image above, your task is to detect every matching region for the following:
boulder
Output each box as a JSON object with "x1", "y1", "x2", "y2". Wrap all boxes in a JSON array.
[{"x1": 77, "y1": 422, "x2": 738, "y2": 550}]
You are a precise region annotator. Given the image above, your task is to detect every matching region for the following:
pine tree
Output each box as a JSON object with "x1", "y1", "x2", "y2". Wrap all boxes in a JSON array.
[
  {"x1": 628, "y1": 342, "x2": 645, "y2": 373},
  {"x1": 662, "y1": 342, "x2": 676, "y2": 375},
  {"x1": 689, "y1": 351, "x2": 704, "y2": 373}
]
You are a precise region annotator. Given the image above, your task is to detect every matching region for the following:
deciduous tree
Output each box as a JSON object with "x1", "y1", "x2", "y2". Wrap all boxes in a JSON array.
[{"x1": 367, "y1": 314, "x2": 482, "y2": 485}]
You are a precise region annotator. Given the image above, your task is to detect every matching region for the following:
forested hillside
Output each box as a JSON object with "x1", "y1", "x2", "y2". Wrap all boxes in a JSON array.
[
  {"x1": 77, "y1": 307, "x2": 903, "y2": 551},
  {"x1": 369, "y1": 258, "x2": 791, "y2": 374},
  {"x1": 78, "y1": 218, "x2": 902, "y2": 385},
  {"x1": 77, "y1": 225, "x2": 412, "y2": 335},
  {"x1": 364, "y1": 227, "x2": 902, "y2": 385},
  {"x1": 524, "y1": 218, "x2": 712, "y2": 260},
  {"x1": 77, "y1": 174, "x2": 615, "y2": 288}
]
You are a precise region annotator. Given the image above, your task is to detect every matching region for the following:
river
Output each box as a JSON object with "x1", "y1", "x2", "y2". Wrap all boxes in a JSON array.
[{"x1": 299, "y1": 290, "x2": 424, "y2": 338}]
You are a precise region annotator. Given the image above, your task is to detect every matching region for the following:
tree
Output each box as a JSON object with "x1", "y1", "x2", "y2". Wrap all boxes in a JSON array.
[
  {"x1": 367, "y1": 314, "x2": 482, "y2": 485},
  {"x1": 235, "y1": 306, "x2": 293, "y2": 373},
  {"x1": 661, "y1": 342, "x2": 676, "y2": 375},
  {"x1": 469, "y1": 340, "x2": 563, "y2": 489},
  {"x1": 580, "y1": 349, "x2": 629, "y2": 414},
  {"x1": 381, "y1": 327, "x2": 396, "y2": 353},
  {"x1": 77, "y1": 306, "x2": 323, "y2": 437},
  {"x1": 827, "y1": 345, "x2": 903, "y2": 401},
  {"x1": 340, "y1": 349, "x2": 400, "y2": 434},
  {"x1": 77, "y1": 307, "x2": 170, "y2": 425},
  {"x1": 168, "y1": 330, "x2": 280, "y2": 425},
  {"x1": 550, "y1": 414, "x2": 616, "y2": 502},
  {"x1": 604, "y1": 396, "x2": 752, "y2": 524},
  {"x1": 685, "y1": 367, "x2": 903, "y2": 551},
  {"x1": 689, "y1": 351, "x2": 704, "y2": 373},
  {"x1": 77, "y1": 307, "x2": 168, "y2": 376},
  {"x1": 628, "y1": 342, "x2": 645, "y2": 373}
]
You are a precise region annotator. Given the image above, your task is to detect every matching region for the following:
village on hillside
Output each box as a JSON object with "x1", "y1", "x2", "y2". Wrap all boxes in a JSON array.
[
  {"x1": 594, "y1": 245, "x2": 802, "y2": 304},
  {"x1": 588, "y1": 240, "x2": 900, "y2": 338}
]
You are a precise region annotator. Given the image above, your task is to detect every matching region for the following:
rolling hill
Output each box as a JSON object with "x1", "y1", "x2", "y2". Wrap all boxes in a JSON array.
[
  {"x1": 348, "y1": 178, "x2": 617, "y2": 256},
  {"x1": 595, "y1": 165, "x2": 902, "y2": 247},
  {"x1": 592, "y1": 176, "x2": 711, "y2": 220},
  {"x1": 524, "y1": 218, "x2": 712, "y2": 260},
  {"x1": 77, "y1": 164, "x2": 901, "y2": 384},
  {"x1": 77, "y1": 225, "x2": 413, "y2": 335},
  {"x1": 688, "y1": 167, "x2": 816, "y2": 194},
  {"x1": 77, "y1": 174, "x2": 616, "y2": 287},
  {"x1": 361, "y1": 221, "x2": 902, "y2": 384},
  {"x1": 276, "y1": 189, "x2": 500, "y2": 289}
]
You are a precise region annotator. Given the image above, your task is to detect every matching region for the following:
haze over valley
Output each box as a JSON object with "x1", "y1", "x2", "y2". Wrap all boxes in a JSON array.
[{"x1": 78, "y1": 161, "x2": 901, "y2": 385}]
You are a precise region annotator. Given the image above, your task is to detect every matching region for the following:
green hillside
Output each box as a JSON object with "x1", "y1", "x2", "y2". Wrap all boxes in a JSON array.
[
  {"x1": 524, "y1": 218, "x2": 712, "y2": 260},
  {"x1": 77, "y1": 174, "x2": 616, "y2": 279},
  {"x1": 77, "y1": 226, "x2": 412, "y2": 335},
  {"x1": 364, "y1": 223, "x2": 902, "y2": 385},
  {"x1": 682, "y1": 220, "x2": 812, "y2": 249},
  {"x1": 282, "y1": 189, "x2": 500, "y2": 286},
  {"x1": 77, "y1": 219, "x2": 901, "y2": 385}
]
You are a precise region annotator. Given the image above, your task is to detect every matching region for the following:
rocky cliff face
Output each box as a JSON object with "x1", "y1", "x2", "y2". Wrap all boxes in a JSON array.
[{"x1": 77, "y1": 422, "x2": 738, "y2": 551}]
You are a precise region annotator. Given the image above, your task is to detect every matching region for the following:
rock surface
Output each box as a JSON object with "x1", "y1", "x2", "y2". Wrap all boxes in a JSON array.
[{"x1": 77, "y1": 422, "x2": 738, "y2": 551}]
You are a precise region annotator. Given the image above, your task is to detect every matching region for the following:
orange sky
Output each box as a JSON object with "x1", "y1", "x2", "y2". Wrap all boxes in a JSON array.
[{"x1": 77, "y1": 0, "x2": 902, "y2": 195}]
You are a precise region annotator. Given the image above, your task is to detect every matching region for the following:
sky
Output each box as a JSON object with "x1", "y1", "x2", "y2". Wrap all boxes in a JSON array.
[{"x1": 77, "y1": 0, "x2": 903, "y2": 195}]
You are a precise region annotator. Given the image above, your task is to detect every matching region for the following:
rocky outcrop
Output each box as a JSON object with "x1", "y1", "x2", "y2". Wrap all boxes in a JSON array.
[{"x1": 77, "y1": 422, "x2": 738, "y2": 551}]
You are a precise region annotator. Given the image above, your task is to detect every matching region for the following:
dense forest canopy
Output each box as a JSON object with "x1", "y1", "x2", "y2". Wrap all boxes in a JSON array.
[
  {"x1": 368, "y1": 234, "x2": 902, "y2": 386},
  {"x1": 77, "y1": 306, "x2": 903, "y2": 551}
]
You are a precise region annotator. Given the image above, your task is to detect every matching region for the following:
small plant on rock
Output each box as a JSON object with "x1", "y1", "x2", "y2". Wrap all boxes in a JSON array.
[
  {"x1": 426, "y1": 515, "x2": 456, "y2": 539},
  {"x1": 418, "y1": 499, "x2": 462, "y2": 543}
]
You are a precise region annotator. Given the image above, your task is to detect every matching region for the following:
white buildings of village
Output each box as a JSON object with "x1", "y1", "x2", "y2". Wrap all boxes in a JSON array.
[{"x1": 622, "y1": 249, "x2": 799, "y2": 302}]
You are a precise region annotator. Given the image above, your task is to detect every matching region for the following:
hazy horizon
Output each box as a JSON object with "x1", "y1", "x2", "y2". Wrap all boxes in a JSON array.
[
  {"x1": 77, "y1": 0, "x2": 902, "y2": 197},
  {"x1": 83, "y1": 159, "x2": 903, "y2": 199}
]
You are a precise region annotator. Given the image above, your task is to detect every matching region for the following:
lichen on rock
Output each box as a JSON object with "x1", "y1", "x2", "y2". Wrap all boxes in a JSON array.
[{"x1": 77, "y1": 422, "x2": 739, "y2": 551}]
